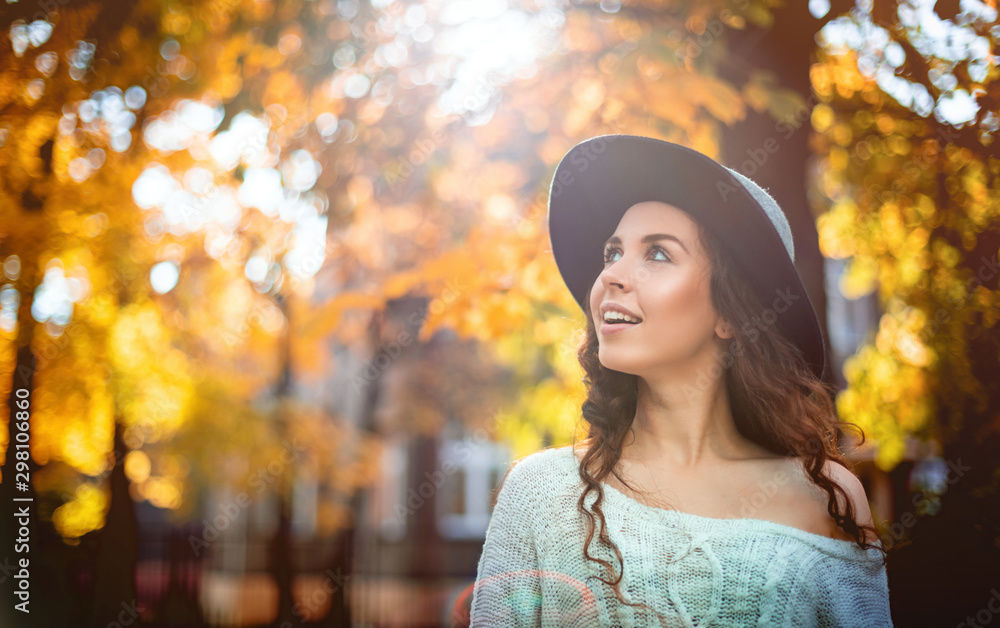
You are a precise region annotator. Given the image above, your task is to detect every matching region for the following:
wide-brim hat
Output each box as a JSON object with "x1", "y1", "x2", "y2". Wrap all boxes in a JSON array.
[{"x1": 546, "y1": 134, "x2": 827, "y2": 381}]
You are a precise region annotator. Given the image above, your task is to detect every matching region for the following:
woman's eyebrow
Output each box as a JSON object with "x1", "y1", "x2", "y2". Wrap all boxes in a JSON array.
[{"x1": 604, "y1": 233, "x2": 689, "y2": 255}]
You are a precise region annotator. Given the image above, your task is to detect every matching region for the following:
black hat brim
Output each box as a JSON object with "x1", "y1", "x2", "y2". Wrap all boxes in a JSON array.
[{"x1": 546, "y1": 134, "x2": 827, "y2": 381}]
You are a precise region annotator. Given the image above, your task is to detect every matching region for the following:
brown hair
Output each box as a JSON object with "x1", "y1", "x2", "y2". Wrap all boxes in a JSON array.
[{"x1": 570, "y1": 211, "x2": 887, "y2": 620}]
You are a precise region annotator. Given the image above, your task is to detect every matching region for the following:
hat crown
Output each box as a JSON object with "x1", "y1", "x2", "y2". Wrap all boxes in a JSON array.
[
  {"x1": 723, "y1": 167, "x2": 795, "y2": 264},
  {"x1": 724, "y1": 166, "x2": 795, "y2": 262}
]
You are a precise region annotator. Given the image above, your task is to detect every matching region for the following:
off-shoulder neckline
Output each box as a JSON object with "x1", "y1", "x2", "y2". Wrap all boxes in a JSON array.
[{"x1": 534, "y1": 445, "x2": 885, "y2": 562}]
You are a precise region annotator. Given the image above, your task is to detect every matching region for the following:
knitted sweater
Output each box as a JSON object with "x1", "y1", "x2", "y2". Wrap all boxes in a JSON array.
[{"x1": 470, "y1": 445, "x2": 893, "y2": 627}]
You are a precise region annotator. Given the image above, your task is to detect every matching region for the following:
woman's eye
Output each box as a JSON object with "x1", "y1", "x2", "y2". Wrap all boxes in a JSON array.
[
  {"x1": 603, "y1": 246, "x2": 671, "y2": 264},
  {"x1": 651, "y1": 246, "x2": 671, "y2": 262}
]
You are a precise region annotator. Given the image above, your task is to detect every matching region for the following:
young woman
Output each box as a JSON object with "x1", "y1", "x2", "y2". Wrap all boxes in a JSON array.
[{"x1": 469, "y1": 135, "x2": 893, "y2": 626}]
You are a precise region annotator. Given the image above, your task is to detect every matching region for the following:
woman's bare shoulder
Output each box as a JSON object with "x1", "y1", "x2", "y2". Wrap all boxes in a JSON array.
[{"x1": 778, "y1": 456, "x2": 878, "y2": 543}]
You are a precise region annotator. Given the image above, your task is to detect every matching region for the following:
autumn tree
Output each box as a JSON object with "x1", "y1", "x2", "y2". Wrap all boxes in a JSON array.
[{"x1": 810, "y1": 2, "x2": 1000, "y2": 623}]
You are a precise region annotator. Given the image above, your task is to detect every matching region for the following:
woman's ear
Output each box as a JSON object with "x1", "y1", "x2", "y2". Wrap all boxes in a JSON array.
[{"x1": 715, "y1": 319, "x2": 734, "y2": 339}]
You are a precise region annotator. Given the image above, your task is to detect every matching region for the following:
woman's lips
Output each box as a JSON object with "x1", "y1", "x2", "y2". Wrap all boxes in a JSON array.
[{"x1": 600, "y1": 321, "x2": 640, "y2": 336}]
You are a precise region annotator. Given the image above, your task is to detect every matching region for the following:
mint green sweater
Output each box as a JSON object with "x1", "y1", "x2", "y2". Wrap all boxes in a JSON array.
[{"x1": 470, "y1": 445, "x2": 893, "y2": 627}]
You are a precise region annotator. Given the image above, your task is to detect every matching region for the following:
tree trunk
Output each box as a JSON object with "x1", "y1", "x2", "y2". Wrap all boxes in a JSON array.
[
  {"x1": 718, "y1": 2, "x2": 835, "y2": 388},
  {"x1": 88, "y1": 420, "x2": 140, "y2": 625},
  {"x1": 269, "y1": 291, "x2": 297, "y2": 625},
  {"x1": 320, "y1": 308, "x2": 383, "y2": 626}
]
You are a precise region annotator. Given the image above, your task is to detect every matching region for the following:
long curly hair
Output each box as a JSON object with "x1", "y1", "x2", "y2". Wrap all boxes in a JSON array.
[{"x1": 570, "y1": 209, "x2": 888, "y2": 618}]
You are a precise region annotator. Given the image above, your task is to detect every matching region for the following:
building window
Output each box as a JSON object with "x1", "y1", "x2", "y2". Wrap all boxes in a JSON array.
[
  {"x1": 374, "y1": 437, "x2": 407, "y2": 541},
  {"x1": 442, "y1": 468, "x2": 467, "y2": 517},
  {"x1": 436, "y1": 438, "x2": 510, "y2": 539}
]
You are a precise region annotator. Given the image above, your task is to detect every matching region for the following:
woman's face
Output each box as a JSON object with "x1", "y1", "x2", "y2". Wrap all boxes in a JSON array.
[{"x1": 588, "y1": 201, "x2": 731, "y2": 377}]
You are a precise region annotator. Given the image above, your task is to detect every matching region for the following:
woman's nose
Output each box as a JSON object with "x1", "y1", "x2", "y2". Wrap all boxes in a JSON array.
[
  {"x1": 600, "y1": 260, "x2": 630, "y2": 292},
  {"x1": 601, "y1": 250, "x2": 653, "y2": 292}
]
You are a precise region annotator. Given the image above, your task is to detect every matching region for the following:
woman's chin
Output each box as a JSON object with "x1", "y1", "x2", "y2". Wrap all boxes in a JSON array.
[{"x1": 598, "y1": 355, "x2": 642, "y2": 376}]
